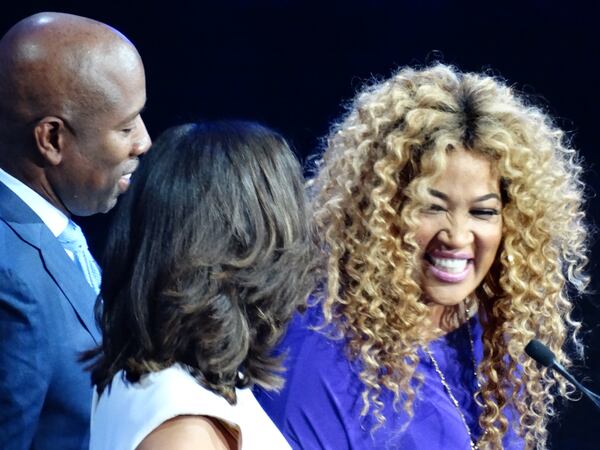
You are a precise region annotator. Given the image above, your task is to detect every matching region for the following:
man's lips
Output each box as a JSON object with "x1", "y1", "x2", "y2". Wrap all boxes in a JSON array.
[
  {"x1": 118, "y1": 173, "x2": 133, "y2": 192},
  {"x1": 118, "y1": 161, "x2": 139, "y2": 192}
]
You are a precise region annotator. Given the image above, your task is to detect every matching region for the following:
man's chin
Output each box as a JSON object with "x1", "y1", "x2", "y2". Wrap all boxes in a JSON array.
[
  {"x1": 92, "y1": 195, "x2": 120, "y2": 215},
  {"x1": 102, "y1": 197, "x2": 119, "y2": 214}
]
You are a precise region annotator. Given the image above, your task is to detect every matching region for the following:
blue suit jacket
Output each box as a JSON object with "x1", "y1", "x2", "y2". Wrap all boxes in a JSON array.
[{"x1": 0, "y1": 182, "x2": 101, "y2": 449}]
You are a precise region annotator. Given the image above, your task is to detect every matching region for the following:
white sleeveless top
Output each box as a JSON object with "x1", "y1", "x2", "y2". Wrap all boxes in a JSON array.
[{"x1": 90, "y1": 364, "x2": 291, "y2": 450}]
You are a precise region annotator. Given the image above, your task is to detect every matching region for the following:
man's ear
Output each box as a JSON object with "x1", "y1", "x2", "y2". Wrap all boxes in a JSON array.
[{"x1": 33, "y1": 116, "x2": 68, "y2": 166}]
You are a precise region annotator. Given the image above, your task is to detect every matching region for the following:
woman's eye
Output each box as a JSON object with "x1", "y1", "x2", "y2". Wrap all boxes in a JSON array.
[
  {"x1": 426, "y1": 204, "x2": 446, "y2": 213},
  {"x1": 471, "y1": 208, "x2": 499, "y2": 217}
]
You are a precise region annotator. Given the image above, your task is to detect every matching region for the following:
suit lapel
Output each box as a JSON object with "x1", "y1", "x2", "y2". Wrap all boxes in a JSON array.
[
  {"x1": 38, "y1": 225, "x2": 101, "y2": 344},
  {"x1": 0, "y1": 183, "x2": 101, "y2": 344}
]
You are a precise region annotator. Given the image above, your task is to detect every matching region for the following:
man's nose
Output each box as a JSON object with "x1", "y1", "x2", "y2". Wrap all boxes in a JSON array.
[{"x1": 132, "y1": 118, "x2": 151, "y2": 156}]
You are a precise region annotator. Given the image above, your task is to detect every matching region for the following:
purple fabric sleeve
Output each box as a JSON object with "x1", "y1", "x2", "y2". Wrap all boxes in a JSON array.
[{"x1": 254, "y1": 306, "x2": 524, "y2": 449}]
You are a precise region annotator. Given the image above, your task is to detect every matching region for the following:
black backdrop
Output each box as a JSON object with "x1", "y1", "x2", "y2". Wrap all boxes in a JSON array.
[{"x1": 2, "y1": 1, "x2": 598, "y2": 448}]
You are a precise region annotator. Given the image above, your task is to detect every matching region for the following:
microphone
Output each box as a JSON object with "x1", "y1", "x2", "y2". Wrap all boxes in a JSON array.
[{"x1": 525, "y1": 339, "x2": 600, "y2": 410}]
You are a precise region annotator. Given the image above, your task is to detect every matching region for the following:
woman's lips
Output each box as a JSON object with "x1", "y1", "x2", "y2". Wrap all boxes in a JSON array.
[{"x1": 425, "y1": 253, "x2": 472, "y2": 283}]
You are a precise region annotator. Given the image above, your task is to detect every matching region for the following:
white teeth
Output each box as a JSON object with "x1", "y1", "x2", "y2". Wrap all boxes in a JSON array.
[
  {"x1": 430, "y1": 257, "x2": 468, "y2": 273},
  {"x1": 122, "y1": 173, "x2": 132, "y2": 180}
]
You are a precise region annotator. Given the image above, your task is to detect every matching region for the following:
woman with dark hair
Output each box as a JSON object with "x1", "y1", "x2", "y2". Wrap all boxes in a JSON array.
[{"x1": 86, "y1": 121, "x2": 317, "y2": 449}]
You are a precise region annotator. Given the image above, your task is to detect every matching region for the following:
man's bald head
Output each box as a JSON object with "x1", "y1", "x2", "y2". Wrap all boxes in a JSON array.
[
  {"x1": 0, "y1": 12, "x2": 150, "y2": 216},
  {"x1": 0, "y1": 12, "x2": 142, "y2": 140}
]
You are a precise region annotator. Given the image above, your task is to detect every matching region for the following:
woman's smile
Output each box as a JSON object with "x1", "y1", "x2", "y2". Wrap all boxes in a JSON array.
[{"x1": 415, "y1": 149, "x2": 503, "y2": 316}]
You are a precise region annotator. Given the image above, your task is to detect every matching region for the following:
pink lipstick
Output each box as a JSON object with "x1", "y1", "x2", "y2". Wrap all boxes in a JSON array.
[{"x1": 427, "y1": 262, "x2": 471, "y2": 283}]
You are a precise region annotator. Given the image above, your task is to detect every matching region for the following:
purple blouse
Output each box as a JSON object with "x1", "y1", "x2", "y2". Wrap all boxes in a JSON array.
[{"x1": 255, "y1": 306, "x2": 524, "y2": 449}]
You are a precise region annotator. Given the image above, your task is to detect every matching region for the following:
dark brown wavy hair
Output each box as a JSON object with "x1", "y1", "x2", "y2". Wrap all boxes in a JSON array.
[{"x1": 85, "y1": 120, "x2": 318, "y2": 404}]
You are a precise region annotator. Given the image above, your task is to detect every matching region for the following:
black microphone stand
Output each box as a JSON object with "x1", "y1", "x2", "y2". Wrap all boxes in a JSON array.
[{"x1": 525, "y1": 339, "x2": 600, "y2": 411}]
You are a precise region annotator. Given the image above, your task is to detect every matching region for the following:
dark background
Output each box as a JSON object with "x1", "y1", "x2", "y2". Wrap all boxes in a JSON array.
[{"x1": 2, "y1": 1, "x2": 598, "y2": 448}]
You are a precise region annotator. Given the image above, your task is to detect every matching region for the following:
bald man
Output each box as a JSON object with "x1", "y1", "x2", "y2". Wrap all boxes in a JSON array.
[{"x1": 0, "y1": 12, "x2": 150, "y2": 449}]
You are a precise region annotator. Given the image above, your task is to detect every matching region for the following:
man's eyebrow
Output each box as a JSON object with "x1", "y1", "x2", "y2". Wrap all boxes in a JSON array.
[
  {"x1": 427, "y1": 189, "x2": 501, "y2": 202},
  {"x1": 118, "y1": 104, "x2": 147, "y2": 127}
]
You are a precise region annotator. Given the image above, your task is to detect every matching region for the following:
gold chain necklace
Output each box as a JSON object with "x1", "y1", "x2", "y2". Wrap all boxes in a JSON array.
[{"x1": 424, "y1": 306, "x2": 480, "y2": 450}]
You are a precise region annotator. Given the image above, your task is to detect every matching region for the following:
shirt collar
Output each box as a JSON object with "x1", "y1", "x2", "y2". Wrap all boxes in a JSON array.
[{"x1": 0, "y1": 168, "x2": 69, "y2": 237}]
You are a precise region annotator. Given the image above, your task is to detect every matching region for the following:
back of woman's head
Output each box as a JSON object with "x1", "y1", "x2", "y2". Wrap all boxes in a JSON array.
[{"x1": 91, "y1": 120, "x2": 317, "y2": 403}]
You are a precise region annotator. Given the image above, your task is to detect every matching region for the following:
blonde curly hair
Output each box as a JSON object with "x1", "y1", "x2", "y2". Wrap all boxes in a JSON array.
[{"x1": 311, "y1": 64, "x2": 588, "y2": 449}]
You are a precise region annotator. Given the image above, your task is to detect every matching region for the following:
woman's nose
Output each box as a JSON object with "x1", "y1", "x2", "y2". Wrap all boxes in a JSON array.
[{"x1": 438, "y1": 218, "x2": 474, "y2": 248}]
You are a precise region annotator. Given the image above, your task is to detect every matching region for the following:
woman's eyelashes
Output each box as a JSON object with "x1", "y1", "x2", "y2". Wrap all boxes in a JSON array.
[
  {"x1": 425, "y1": 204, "x2": 446, "y2": 213},
  {"x1": 470, "y1": 208, "x2": 500, "y2": 218},
  {"x1": 423, "y1": 204, "x2": 500, "y2": 218}
]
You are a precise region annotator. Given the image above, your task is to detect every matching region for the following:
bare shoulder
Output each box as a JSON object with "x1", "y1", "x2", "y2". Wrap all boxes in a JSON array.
[{"x1": 136, "y1": 415, "x2": 239, "y2": 450}]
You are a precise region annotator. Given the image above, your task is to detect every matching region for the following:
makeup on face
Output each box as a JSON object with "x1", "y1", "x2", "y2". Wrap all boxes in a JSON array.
[{"x1": 415, "y1": 150, "x2": 503, "y2": 314}]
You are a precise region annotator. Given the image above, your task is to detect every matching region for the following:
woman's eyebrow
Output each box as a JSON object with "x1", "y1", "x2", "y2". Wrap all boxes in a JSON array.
[
  {"x1": 474, "y1": 193, "x2": 501, "y2": 202},
  {"x1": 427, "y1": 189, "x2": 501, "y2": 202},
  {"x1": 428, "y1": 189, "x2": 448, "y2": 200}
]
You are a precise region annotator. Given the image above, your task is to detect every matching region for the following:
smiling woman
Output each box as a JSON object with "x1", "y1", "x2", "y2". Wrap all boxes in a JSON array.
[
  {"x1": 255, "y1": 64, "x2": 589, "y2": 450},
  {"x1": 417, "y1": 150, "x2": 503, "y2": 327}
]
